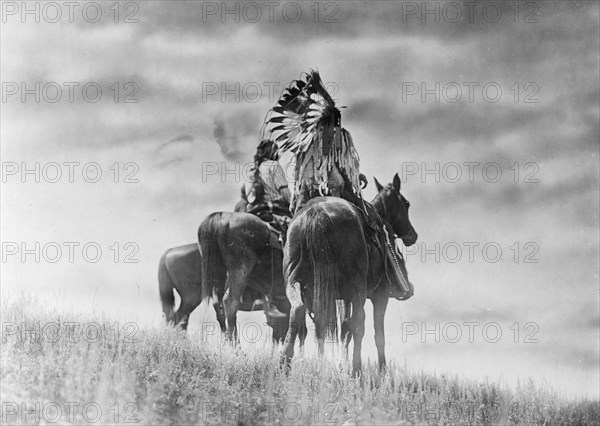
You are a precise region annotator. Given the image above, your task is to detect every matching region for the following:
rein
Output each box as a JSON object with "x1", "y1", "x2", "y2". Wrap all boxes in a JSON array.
[{"x1": 371, "y1": 187, "x2": 410, "y2": 290}]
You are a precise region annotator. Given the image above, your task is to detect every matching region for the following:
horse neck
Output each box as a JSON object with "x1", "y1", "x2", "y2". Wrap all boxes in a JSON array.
[{"x1": 371, "y1": 193, "x2": 390, "y2": 223}]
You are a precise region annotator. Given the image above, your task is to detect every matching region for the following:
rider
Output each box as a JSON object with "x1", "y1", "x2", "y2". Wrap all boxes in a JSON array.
[
  {"x1": 264, "y1": 70, "x2": 410, "y2": 299},
  {"x1": 239, "y1": 139, "x2": 292, "y2": 317},
  {"x1": 242, "y1": 139, "x2": 292, "y2": 239}
]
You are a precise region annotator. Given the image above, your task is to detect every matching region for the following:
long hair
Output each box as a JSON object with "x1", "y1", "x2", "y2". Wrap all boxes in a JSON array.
[{"x1": 251, "y1": 140, "x2": 279, "y2": 203}]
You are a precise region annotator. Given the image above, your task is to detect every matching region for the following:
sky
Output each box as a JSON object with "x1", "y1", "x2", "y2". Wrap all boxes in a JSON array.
[{"x1": 1, "y1": 1, "x2": 599, "y2": 398}]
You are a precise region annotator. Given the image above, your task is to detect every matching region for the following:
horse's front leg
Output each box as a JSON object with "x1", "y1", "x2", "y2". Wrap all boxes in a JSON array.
[
  {"x1": 350, "y1": 293, "x2": 367, "y2": 377},
  {"x1": 281, "y1": 280, "x2": 305, "y2": 369},
  {"x1": 372, "y1": 290, "x2": 389, "y2": 372}
]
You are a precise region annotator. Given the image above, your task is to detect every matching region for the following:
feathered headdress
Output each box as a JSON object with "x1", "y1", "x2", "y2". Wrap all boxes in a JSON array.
[{"x1": 262, "y1": 70, "x2": 361, "y2": 201}]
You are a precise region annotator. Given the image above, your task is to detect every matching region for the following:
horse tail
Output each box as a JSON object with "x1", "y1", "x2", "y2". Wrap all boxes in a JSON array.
[
  {"x1": 304, "y1": 208, "x2": 338, "y2": 341},
  {"x1": 198, "y1": 213, "x2": 226, "y2": 302},
  {"x1": 158, "y1": 250, "x2": 175, "y2": 323}
]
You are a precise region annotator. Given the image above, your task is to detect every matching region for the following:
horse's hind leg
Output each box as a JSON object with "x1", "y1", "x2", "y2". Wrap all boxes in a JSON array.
[
  {"x1": 222, "y1": 263, "x2": 254, "y2": 344},
  {"x1": 298, "y1": 321, "x2": 308, "y2": 354},
  {"x1": 158, "y1": 253, "x2": 176, "y2": 324},
  {"x1": 174, "y1": 303, "x2": 192, "y2": 331},
  {"x1": 174, "y1": 293, "x2": 202, "y2": 331},
  {"x1": 281, "y1": 280, "x2": 305, "y2": 368},
  {"x1": 213, "y1": 300, "x2": 226, "y2": 333},
  {"x1": 340, "y1": 300, "x2": 352, "y2": 360}
]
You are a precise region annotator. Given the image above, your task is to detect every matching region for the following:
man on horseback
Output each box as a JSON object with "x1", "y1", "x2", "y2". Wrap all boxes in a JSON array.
[
  {"x1": 263, "y1": 70, "x2": 412, "y2": 300},
  {"x1": 237, "y1": 139, "x2": 292, "y2": 317},
  {"x1": 239, "y1": 139, "x2": 292, "y2": 239}
]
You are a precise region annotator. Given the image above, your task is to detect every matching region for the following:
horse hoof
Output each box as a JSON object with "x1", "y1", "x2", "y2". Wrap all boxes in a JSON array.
[{"x1": 279, "y1": 355, "x2": 292, "y2": 373}]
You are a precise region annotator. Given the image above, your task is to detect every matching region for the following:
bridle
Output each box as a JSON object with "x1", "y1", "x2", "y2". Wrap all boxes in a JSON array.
[{"x1": 375, "y1": 186, "x2": 408, "y2": 240}]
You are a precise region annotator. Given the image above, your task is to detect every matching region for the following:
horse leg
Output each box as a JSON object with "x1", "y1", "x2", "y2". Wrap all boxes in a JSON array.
[
  {"x1": 372, "y1": 291, "x2": 389, "y2": 372},
  {"x1": 350, "y1": 293, "x2": 367, "y2": 377},
  {"x1": 174, "y1": 300, "x2": 197, "y2": 331},
  {"x1": 317, "y1": 338, "x2": 325, "y2": 356},
  {"x1": 340, "y1": 300, "x2": 352, "y2": 360},
  {"x1": 213, "y1": 300, "x2": 226, "y2": 333},
  {"x1": 158, "y1": 251, "x2": 176, "y2": 324},
  {"x1": 281, "y1": 280, "x2": 305, "y2": 368},
  {"x1": 298, "y1": 321, "x2": 308, "y2": 354},
  {"x1": 222, "y1": 264, "x2": 252, "y2": 344}
]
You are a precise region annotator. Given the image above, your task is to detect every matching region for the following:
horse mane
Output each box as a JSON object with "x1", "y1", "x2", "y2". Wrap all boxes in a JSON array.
[{"x1": 371, "y1": 185, "x2": 394, "y2": 220}]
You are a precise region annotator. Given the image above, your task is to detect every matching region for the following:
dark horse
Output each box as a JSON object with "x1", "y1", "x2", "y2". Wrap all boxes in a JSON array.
[
  {"x1": 281, "y1": 173, "x2": 417, "y2": 374},
  {"x1": 158, "y1": 243, "x2": 289, "y2": 342},
  {"x1": 198, "y1": 212, "x2": 307, "y2": 344}
]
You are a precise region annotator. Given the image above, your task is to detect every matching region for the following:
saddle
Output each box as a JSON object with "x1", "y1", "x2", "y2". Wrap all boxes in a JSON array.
[{"x1": 246, "y1": 200, "x2": 291, "y2": 247}]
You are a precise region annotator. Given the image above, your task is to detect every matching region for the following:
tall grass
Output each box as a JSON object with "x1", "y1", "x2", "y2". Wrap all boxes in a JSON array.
[{"x1": 1, "y1": 300, "x2": 598, "y2": 425}]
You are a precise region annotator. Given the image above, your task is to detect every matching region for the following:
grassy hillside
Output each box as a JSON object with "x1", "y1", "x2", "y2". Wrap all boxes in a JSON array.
[{"x1": 1, "y1": 301, "x2": 598, "y2": 425}]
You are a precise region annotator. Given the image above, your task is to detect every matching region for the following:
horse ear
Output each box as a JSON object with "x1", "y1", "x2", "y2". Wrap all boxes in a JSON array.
[
  {"x1": 374, "y1": 177, "x2": 383, "y2": 192},
  {"x1": 393, "y1": 173, "x2": 401, "y2": 192}
]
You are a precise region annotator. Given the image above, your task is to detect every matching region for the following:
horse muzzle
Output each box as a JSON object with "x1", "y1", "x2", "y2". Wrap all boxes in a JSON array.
[
  {"x1": 401, "y1": 231, "x2": 418, "y2": 247},
  {"x1": 393, "y1": 280, "x2": 414, "y2": 301}
]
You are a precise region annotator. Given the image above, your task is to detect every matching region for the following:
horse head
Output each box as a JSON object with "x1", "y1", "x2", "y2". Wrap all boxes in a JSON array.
[{"x1": 373, "y1": 173, "x2": 418, "y2": 247}]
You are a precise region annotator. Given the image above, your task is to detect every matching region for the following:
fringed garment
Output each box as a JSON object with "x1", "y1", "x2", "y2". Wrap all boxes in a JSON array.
[{"x1": 262, "y1": 70, "x2": 362, "y2": 213}]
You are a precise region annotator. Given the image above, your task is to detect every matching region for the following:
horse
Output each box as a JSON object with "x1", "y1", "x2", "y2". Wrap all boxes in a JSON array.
[
  {"x1": 198, "y1": 212, "x2": 307, "y2": 345},
  {"x1": 280, "y1": 173, "x2": 417, "y2": 375},
  {"x1": 158, "y1": 243, "x2": 291, "y2": 342}
]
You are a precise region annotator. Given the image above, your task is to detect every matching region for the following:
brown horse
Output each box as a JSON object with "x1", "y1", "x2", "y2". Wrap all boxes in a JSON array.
[
  {"x1": 158, "y1": 243, "x2": 290, "y2": 342},
  {"x1": 281, "y1": 173, "x2": 417, "y2": 374},
  {"x1": 198, "y1": 212, "x2": 307, "y2": 344}
]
